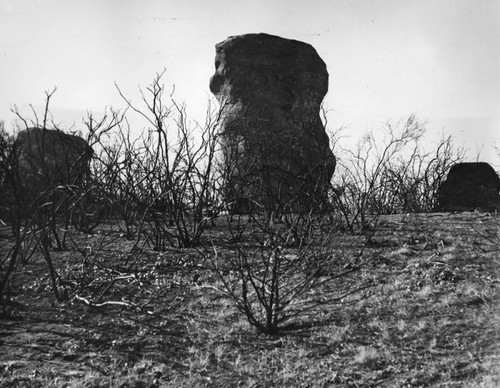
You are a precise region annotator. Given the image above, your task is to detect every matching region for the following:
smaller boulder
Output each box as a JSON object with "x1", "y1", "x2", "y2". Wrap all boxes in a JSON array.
[
  {"x1": 14, "y1": 127, "x2": 93, "y2": 193},
  {"x1": 438, "y1": 162, "x2": 500, "y2": 211}
]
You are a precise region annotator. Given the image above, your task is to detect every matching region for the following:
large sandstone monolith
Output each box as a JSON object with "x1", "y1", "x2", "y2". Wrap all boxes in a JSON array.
[
  {"x1": 438, "y1": 162, "x2": 500, "y2": 211},
  {"x1": 209, "y1": 33, "x2": 336, "y2": 213},
  {"x1": 14, "y1": 127, "x2": 93, "y2": 194}
]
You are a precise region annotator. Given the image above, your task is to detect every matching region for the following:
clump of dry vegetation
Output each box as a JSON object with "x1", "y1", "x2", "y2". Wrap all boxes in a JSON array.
[{"x1": 0, "y1": 75, "x2": 499, "y2": 387}]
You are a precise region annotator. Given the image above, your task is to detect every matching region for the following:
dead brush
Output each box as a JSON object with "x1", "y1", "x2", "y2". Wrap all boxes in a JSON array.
[{"x1": 208, "y1": 212, "x2": 373, "y2": 334}]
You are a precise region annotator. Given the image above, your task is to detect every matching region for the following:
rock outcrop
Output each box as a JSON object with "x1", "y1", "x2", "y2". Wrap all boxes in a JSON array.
[
  {"x1": 14, "y1": 127, "x2": 93, "y2": 194},
  {"x1": 438, "y1": 162, "x2": 500, "y2": 211},
  {"x1": 209, "y1": 33, "x2": 336, "y2": 213}
]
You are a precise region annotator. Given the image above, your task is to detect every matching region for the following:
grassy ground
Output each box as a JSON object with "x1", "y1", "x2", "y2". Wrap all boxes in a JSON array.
[{"x1": 0, "y1": 212, "x2": 499, "y2": 387}]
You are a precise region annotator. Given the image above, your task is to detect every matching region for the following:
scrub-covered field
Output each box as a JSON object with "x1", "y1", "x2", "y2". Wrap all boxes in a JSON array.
[{"x1": 1, "y1": 212, "x2": 499, "y2": 387}]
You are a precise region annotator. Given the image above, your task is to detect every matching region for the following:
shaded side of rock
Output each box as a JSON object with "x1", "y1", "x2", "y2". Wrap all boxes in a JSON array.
[
  {"x1": 209, "y1": 33, "x2": 336, "y2": 213},
  {"x1": 438, "y1": 162, "x2": 500, "y2": 211}
]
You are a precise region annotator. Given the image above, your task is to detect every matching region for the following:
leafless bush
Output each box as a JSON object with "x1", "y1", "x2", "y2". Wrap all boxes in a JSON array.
[
  {"x1": 373, "y1": 134, "x2": 465, "y2": 214},
  {"x1": 72, "y1": 108, "x2": 128, "y2": 233},
  {"x1": 0, "y1": 72, "x2": 221, "y2": 306},
  {"x1": 209, "y1": 211, "x2": 372, "y2": 334},
  {"x1": 87, "y1": 118, "x2": 146, "y2": 238},
  {"x1": 113, "y1": 71, "x2": 223, "y2": 249},
  {"x1": 206, "y1": 106, "x2": 375, "y2": 334},
  {"x1": 6, "y1": 90, "x2": 109, "y2": 245},
  {"x1": 0, "y1": 92, "x2": 121, "y2": 305},
  {"x1": 0, "y1": 122, "x2": 14, "y2": 224},
  {"x1": 330, "y1": 115, "x2": 465, "y2": 233}
]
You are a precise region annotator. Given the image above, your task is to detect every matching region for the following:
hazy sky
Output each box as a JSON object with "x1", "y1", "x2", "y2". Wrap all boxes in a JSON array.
[{"x1": 1, "y1": 0, "x2": 499, "y2": 165}]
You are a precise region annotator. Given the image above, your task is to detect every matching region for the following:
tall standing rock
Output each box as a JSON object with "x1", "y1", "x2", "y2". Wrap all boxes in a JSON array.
[{"x1": 210, "y1": 33, "x2": 336, "y2": 213}]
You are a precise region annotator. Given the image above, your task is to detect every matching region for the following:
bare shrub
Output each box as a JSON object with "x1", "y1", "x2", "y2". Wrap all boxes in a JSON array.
[
  {"x1": 207, "y1": 105, "x2": 373, "y2": 335},
  {"x1": 209, "y1": 211, "x2": 372, "y2": 334},
  {"x1": 88, "y1": 118, "x2": 147, "y2": 239},
  {"x1": 69, "y1": 108, "x2": 127, "y2": 234},
  {"x1": 0, "y1": 121, "x2": 15, "y2": 226},
  {"x1": 113, "y1": 70, "x2": 223, "y2": 249},
  {"x1": 330, "y1": 115, "x2": 465, "y2": 233},
  {"x1": 0, "y1": 92, "x2": 122, "y2": 305},
  {"x1": 4, "y1": 90, "x2": 104, "y2": 248}
]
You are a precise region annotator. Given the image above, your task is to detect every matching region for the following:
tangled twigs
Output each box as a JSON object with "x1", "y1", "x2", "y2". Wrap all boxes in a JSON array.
[{"x1": 74, "y1": 294, "x2": 154, "y2": 314}]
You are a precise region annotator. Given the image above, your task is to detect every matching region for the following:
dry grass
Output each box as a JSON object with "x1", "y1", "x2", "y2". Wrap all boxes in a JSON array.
[{"x1": 0, "y1": 212, "x2": 499, "y2": 387}]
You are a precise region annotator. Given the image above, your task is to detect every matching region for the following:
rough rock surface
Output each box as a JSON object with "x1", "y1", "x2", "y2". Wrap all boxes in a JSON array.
[
  {"x1": 209, "y1": 33, "x2": 336, "y2": 213},
  {"x1": 14, "y1": 127, "x2": 93, "y2": 193},
  {"x1": 438, "y1": 162, "x2": 500, "y2": 211}
]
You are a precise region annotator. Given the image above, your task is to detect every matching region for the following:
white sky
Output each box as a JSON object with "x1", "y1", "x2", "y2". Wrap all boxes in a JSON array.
[{"x1": 1, "y1": 0, "x2": 499, "y2": 165}]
